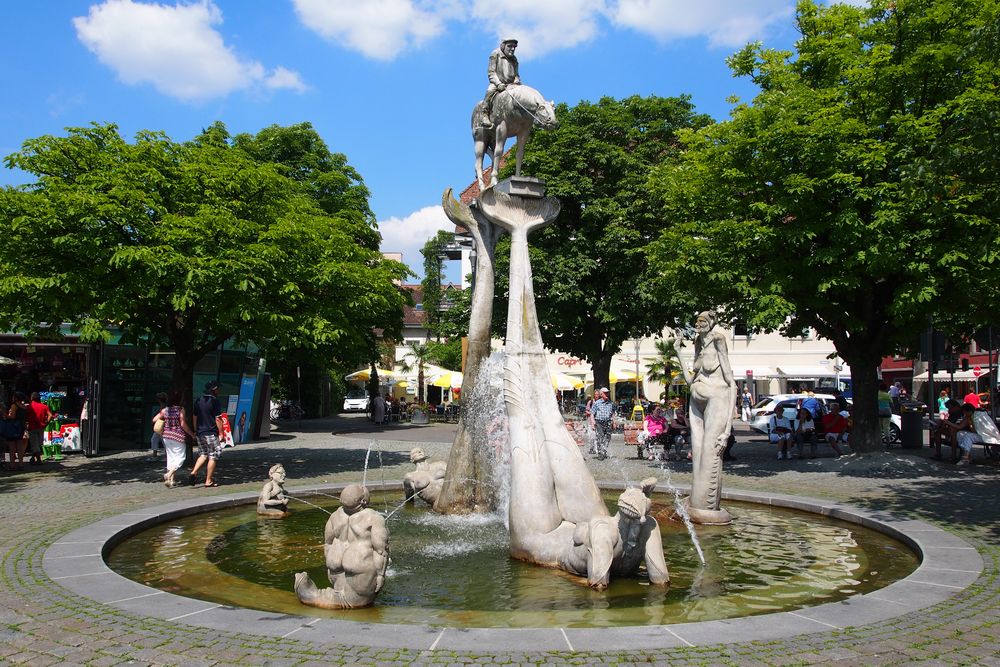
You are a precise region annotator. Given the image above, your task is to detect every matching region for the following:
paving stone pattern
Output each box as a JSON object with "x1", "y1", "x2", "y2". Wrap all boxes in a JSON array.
[{"x1": 2, "y1": 416, "x2": 998, "y2": 666}]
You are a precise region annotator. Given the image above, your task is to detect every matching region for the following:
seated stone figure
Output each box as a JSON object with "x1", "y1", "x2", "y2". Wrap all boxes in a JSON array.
[
  {"x1": 256, "y1": 464, "x2": 290, "y2": 517},
  {"x1": 402, "y1": 447, "x2": 447, "y2": 505},
  {"x1": 294, "y1": 484, "x2": 389, "y2": 609},
  {"x1": 560, "y1": 477, "x2": 670, "y2": 590}
]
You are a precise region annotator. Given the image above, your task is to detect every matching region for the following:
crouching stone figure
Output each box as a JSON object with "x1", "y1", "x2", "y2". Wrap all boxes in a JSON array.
[
  {"x1": 561, "y1": 477, "x2": 670, "y2": 590},
  {"x1": 257, "y1": 464, "x2": 290, "y2": 517},
  {"x1": 294, "y1": 484, "x2": 389, "y2": 609},
  {"x1": 402, "y1": 447, "x2": 447, "y2": 506}
]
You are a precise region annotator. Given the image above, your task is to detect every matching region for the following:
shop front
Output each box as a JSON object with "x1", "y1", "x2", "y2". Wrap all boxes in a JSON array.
[
  {"x1": 0, "y1": 337, "x2": 95, "y2": 454},
  {"x1": 1, "y1": 333, "x2": 267, "y2": 455}
]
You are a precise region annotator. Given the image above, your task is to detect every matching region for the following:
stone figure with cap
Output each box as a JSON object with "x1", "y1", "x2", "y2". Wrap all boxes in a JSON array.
[
  {"x1": 294, "y1": 484, "x2": 389, "y2": 609},
  {"x1": 471, "y1": 37, "x2": 558, "y2": 188},
  {"x1": 257, "y1": 463, "x2": 290, "y2": 517},
  {"x1": 481, "y1": 37, "x2": 520, "y2": 129}
]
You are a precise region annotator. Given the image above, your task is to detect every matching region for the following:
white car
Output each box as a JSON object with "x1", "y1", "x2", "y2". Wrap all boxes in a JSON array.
[
  {"x1": 749, "y1": 393, "x2": 901, "y2": 443},
  {"x1": 342, "y1": 389, "x2": 368, "y2": 412}
]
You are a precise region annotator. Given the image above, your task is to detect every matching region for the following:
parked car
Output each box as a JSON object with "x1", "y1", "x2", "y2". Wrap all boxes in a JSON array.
[
  {"x1": 342, "y1": 389, "x2": 368, "y2": 412},
  {"x1": 749, "y1": 393, "x2": 901, "y2": 443}
]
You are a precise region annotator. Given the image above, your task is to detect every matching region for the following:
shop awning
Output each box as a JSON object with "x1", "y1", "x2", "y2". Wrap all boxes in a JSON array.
[
  {"x1": 911, "y1": 369, "x2": 991, "y2": 382},
  {"x1": 730, "y1": 364, "x2": 776, "y2": 378},
  {"x1": 345, "y1": 367, "x2": 396, "y2": 382},
  {"x1": 777, "y1": 365, "x2": 849, "y2": 379}
]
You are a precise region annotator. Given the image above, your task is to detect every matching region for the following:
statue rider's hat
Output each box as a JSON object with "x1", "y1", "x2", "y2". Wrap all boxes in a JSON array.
[{"x1": 501, "y1": 38, "x2": 518, "y2": 46}]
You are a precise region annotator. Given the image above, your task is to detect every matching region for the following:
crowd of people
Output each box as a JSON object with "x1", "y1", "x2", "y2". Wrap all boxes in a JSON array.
[{"x1": 0, "y1": 391, "x2": 55, "y2": 471}]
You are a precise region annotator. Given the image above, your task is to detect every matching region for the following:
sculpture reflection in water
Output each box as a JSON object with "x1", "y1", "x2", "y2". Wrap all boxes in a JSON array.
[
  {"x1": 294, "y1": 484, "x2": 388, "y2": 609},
  {"x1": 257, "y1": 464, "x2": 290, "y2": 517}
]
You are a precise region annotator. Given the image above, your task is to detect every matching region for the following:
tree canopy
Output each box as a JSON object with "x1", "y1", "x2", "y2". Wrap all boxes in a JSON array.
[
  {"x1": 492, "y1": 95, "x2": 712, "y2": 388},
  {"x1": 0, "y1": 122, "x2": 408, "y2": 399},
  {"x1": 648, "y1": 0, "x2": 1000, "y2": 450}
]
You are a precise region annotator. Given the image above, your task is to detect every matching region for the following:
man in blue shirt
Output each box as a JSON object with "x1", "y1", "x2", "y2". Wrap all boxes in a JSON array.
[
  {"x1": 189, "y1": 381, "x2": 224, "y2": 487},
  {"x1": 589, "y1": 387, "x2": 615, "y2": 460}
]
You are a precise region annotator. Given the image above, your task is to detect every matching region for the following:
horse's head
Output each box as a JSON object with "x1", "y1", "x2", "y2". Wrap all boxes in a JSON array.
[{"x1": 535, "y1": 99, "x2": 559, "y2": 131}]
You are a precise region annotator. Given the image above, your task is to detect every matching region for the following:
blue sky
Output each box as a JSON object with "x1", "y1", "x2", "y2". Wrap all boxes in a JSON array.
[{"x1": 0, "y1": 1, "x2": 858, "y2": 280}]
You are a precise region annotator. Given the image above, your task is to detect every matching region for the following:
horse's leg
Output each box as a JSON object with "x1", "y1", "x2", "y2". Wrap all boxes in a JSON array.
[
  {"x1": 474, "y1": 139, "x2": 486, "y2": 189},
  {"x1": 514, "y1": 128, "x2": 529, "y2": 177},
  {"x1": 491, "y1": 123, "x2": 507, "y2": 186}
]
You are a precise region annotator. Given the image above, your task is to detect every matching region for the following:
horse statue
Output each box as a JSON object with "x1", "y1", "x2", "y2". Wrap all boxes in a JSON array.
[{"x1": 472, "y1": 84, "x2": 558, "y2": 189}]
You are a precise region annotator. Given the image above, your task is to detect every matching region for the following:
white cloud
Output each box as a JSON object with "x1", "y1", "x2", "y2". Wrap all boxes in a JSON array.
[
  {"x1": 73, "y1": 0, "x2": 306, "y2": 101},
  {"x1": 264, "y1": 66, "x2": 308, "y2": 92},
  {"x1": 470, "y1": 0, "x2": 607, "y2": 58},
  {"x1": 378, "y1": 205, "x2": 455, "y2": 278},
  {"x1": 291, "y1": 0, "x2": 455, "y2": 61},
  {"x1": 608, "y1": 0, "x2": 794, "y2": 48}
]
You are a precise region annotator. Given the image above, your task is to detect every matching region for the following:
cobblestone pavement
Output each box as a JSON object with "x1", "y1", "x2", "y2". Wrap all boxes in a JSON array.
[{"x1": 2, "y1": 415, "x2": 998, "y2": 666}]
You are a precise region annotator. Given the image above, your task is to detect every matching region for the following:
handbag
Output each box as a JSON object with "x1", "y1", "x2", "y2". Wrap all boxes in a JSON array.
[
  {"x1": 0, "y1": 419, "x2": 24, "y2": 440},
  {"x1": 153, "y1": 414, "x2": 165, "y2": 435}
]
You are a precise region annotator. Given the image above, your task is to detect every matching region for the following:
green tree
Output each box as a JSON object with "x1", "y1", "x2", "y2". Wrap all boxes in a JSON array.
[
  {"x1": 399, "y1": 340, "x2": 432, "y2": 403},
  {"x1": 492, "y1": 95, "x2": 711, "y2": 389},
  {"x1": 645, "y1": 338, "x2": 683, "y2": 401},
  {"x1": 649, "y1": 0, "x2": 1000, "y2": 452},
  {"x1": 419, "y1": 230, "x2": 455, "y2": 341},
  {"x1": 0, "y1": 122, "x2": 408, "y2": 405}
]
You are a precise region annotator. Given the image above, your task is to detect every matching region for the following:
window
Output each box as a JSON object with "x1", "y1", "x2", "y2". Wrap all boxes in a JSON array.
[{"x1": 733, "y1": 321, "x2": 750, "y2": 338}]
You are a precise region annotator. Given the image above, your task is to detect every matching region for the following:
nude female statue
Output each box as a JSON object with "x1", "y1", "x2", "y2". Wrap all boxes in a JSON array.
[
  {"x1": 673, "y1": 311, "x2": 735, "y2": 524},
  {"x1": 294, "y1": 484, "x2": 389, "y2": 609}
]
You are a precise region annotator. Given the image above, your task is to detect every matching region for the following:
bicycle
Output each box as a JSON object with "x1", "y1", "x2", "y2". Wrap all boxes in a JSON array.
[{"x1": 270, "y1": 401, "x2": 305, "y2": 422}]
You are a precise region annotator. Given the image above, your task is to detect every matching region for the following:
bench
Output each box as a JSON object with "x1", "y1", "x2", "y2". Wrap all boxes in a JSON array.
[{"x1": 970, "y1": 412, "x2": 1000, "y2": 461}]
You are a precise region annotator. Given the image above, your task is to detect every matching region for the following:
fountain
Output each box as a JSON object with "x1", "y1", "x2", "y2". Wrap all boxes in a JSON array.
[{"x1": 76, "y1": 41, "x2": 956, "y2": 648}]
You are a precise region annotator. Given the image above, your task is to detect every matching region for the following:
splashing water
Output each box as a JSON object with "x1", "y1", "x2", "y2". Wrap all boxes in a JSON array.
[
  {"x1": 458, "y1": 351, "x2": 511, "y2": 524},
  {"x1": 361, "y1": 440, "x2": 388, "y2": 512},
  {"x1": 285, "y1": 494, "x2": 332, "y2": 515},
  {"x1": 656, "y1": 463, "x2": 706, "y2": 565}
]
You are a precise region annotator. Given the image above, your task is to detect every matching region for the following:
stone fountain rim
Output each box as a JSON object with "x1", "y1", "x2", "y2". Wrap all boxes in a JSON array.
[{"x1": 42, "y1": 482, "x2": 981, "y2": 653}]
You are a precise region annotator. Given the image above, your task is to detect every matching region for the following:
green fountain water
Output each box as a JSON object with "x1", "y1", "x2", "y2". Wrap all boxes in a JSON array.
[{"x1": 106, "y1": 491, "x2": 917, "y2": 628}]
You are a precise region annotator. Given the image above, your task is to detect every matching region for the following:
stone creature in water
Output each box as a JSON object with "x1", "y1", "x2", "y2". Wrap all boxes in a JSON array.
[
  {"x1": 402, "y1": 448, "x2": 447, "y2": 506},
  {"x1": 256, "y1": 464, "x2": 290, "y2": 517},
  {"x1": 561, "y1": 477, "x2": 670, "y2": 590},
  {"x1": 294, "y1": 484, "x2": 389, "y2": 609}
]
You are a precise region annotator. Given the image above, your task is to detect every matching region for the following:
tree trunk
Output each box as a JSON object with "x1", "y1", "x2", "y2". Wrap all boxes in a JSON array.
[
  {"x1": 591, "y1": 352, "x2": 613, "y2": 394},
  {"x1": 171, "y1": 346, "x2": 198, "y2": 465},
  {"x1": 842, "y1": 354, "x2": 883, "y2": 453}
]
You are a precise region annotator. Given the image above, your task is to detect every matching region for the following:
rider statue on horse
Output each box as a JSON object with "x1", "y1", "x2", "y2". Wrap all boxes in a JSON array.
[
  {"x1": 481, "y1": 38, "x2": 521, "y2": 129},
  {"x1": 473, "y1": 38, "x2": 558, "y2": 188}
]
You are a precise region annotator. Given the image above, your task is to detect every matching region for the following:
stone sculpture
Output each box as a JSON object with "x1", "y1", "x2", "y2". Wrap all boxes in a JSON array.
[
  {"x1": 256, "y1": 464, "x2": 289, "y2": 517},
  {"x1": 561, "y1": 478, "x2": 670, "y2": 589},
  {"x1": 473, "y1": 181, "x2": 669, "y2": 588},
  {"x1": 403, "y1": 447, "x2": 447, "y2": 506},
  {"x1": 672, "y1": 311, "x2": 735, "y2": 525},
  {"x1": 472, "y1": 84, "x2": 557, "y2": 189},
  {"x1": 434, "y1": 190, "x2": 507, "y2": 514},
  {"x1": 472, "y1": 42, "x2": 558, "y2": 190},
  {"x1": 294, "y1": 484, "x2": 389, "y2": 609}
]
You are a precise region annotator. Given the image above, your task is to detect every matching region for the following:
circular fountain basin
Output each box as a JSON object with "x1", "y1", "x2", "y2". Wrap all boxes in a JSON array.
[
  {"x1": 44, "y1": 483, "x2": 983, "y2": 651},
  {"x1": 106, "y1": 490, "x2": 916, "y2": 628}
]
